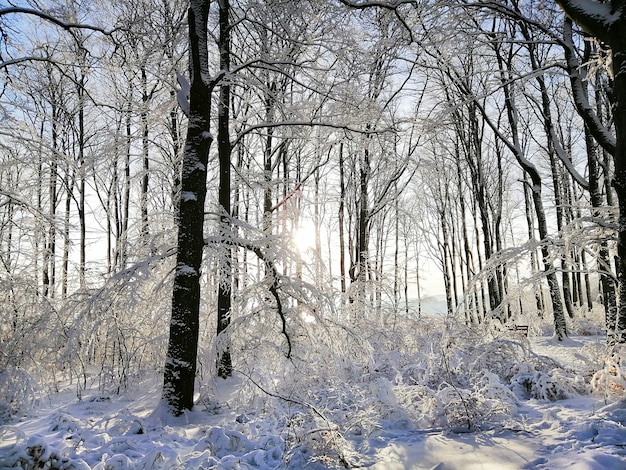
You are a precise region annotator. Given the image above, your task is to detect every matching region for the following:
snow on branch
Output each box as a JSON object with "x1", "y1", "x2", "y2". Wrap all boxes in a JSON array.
[
  {"x1": 0, "y1": 7, "x2": 116, "y2": 35},
  {"x1": 176, "y1": 72, "x2": 190, "y2": 117},
  {"x1": 555, "y1": 0, "x2": 617, "y2": 43},
  {"x1": 549, "y1": 127, "x2": 590, "y2": 190},
  {"x1": 338, "y1": 0, "x2": 415, "y2": 42},
  {"x1": 338, "y1": 0, "x2": 415, "y2": 9},
  {"x1": 205, "y1": 233, "x2": 292, "y2": 359},
  {"x1": 231, "y1": 121, "x2": 395, "y2": 149},
  {"x1": 0, "y1": 56, "x2": 60, "y2": 70},
  {"x1": 562, "y1": 18, "x2": 616, "y2": 156},
  {"x1": 0, "y1": 7, "x2": 117, "y2": 71}
]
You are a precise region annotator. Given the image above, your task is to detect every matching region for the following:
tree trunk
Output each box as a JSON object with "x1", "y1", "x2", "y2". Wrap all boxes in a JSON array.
[
  {"x1": 140, "y1": 64, "x2": 150, "y2": 245},
  {"x1": 357, "y1": 145, "x2": 370, "y2": 288},
  {"x1": 163, "y1": 0, "x2": 213, "y2": 415},
  {"x1": 613, "y1": 50, "x2": 626, "y2": 341},
  {"x1": 78, "y1": 70, "x2": 86, "y2": 290},
  {"x1": 216, "y1": 0, "x2": 233, "y2": 379},
  {"x1": 43, "y1": 103, "x2": 58, "y2": 298},
  {"x1": 494, "y1": 40, "x2": 567, "y2": 339},
  {"x1": 440, "y1": 210, "x2": 453, "y2": 316},
  {"x1": 523, "y1": 173, "x2": 544, "y2": 316},
  {"x1": 338, "y1": 143, "x2": 347, "y2": 295},
  {"x1": 586, "y1": 122, "x2": 617, "y2": 320},
  {"x1": 556, "y1": 1, "x2": 626, "y2": 341}
]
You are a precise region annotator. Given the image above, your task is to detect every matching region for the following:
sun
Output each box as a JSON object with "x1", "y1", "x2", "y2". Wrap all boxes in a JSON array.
[{"x1": 292, "y1": 221, "x2": 317, "y2": 254}]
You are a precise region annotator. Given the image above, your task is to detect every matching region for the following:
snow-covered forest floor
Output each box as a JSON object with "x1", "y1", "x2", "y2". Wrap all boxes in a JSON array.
[{"x1": 2, "y1": 312, "x2": 626, "y2": 469}]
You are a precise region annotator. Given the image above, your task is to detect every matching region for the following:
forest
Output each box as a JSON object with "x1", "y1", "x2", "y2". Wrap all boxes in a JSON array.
[{"x1": 1, "y1": 0, "x2": 626, "y2": 468}]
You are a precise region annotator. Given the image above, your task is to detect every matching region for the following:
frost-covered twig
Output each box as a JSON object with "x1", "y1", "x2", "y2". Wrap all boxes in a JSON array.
[
  {"x1": 236, "y1": 370, "x2": 334, "y2": 425},
  {"x1": 205, "y1": 234, "x2": 292, "y2": 358}
]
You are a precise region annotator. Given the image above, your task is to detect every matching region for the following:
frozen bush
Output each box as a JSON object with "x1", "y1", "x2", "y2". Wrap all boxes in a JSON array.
[
  {"x1": 510, "y1": 362, "x2": 579, "y2": 401},
  {"x1": 475, "y1": 369, "x2": 519, "y2": 411},
  {"x1": 0, "y1": 435, "x2": 90, "y2": 470},
  {"x1": 468, "y1": 339, "x2": 529, "y2": 382},
  {"x1": 0, "y1": 366, "x2": 39, "y2": 422},
  {"x1": 591, "y1": 345, "x2": 626, "y2": 397}
]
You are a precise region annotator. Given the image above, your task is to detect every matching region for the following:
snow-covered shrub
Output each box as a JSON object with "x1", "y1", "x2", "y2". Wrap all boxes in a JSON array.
[
  {"x1": 0, "y1": 435, "x2": 90, "y2": 470},
  {"x1": 475, "y1": 369, "x2": 519, "y2": 412},
  {"x1": 400, "y1": 371, "x2": 517, "y2": 431},
  {"x1": 394, "y1": 384, "x2": 435, "y2": 428},
  {"x1": 0, "y1": 366, "x2": 39, "y2": 422},
  {"x1": 0, "y1": 276, "x2": 62, "y2": 419},
  {"x1": 283, "y1": 413, "x2": 361, "y2": 469},
  {"x1": 570, "y1": 316, "x2": 605, "y2": 336},
  {"x1": 468, "y1": 338, "x2": 530, "y2": 382},
  {"x1": 572, "y1": 302, "x2": 607, "y2": 334},
  {"x1": 591, "y1": 345, "x2": 626, "y2": 397},
  {"x1": 61, "y1": 256, "x2": 173, "y2": 396},
  {"x1": 509, "y1": 362, "x2": 581, "y2": 400}
]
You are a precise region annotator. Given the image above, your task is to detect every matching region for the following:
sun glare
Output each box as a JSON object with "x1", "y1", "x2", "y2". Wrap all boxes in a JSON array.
[{"x1": 292, "y1": 222, "x2": 317, "y2": 254}]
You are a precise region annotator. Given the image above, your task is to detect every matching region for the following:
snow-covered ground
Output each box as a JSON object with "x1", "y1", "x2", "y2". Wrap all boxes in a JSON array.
[{"x1": 1, "y1": 330, "x2": 626, "y2": 469}]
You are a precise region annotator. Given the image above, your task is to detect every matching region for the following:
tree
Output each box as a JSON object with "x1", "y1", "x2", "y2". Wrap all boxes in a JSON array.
[
  {"x1": 162, "y1": 0, "x2": 217, "y2": 415},
  {"x1": 492, "y1": 37, "x2": 568, "y2": 340},
  {"x1": 555, "y1": 0, "x2": 626, "y2": 342},
  {"x1": 216, "y1": 0, "x2": 233, "y2": 379}
]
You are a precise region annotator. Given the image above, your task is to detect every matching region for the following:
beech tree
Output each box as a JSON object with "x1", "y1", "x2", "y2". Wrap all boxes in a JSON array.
[
  {"x1": 216, "y1": 0, "x2": 233, "y2": 379},
  {"x1": 162, "y1": 0, "x2": 217, "y2": 415},
  {"x1": 6, "y1": 0, "x2": 626, "y2": 421},
  {"x1": 554, "y1": 0, "x2": 626, "y2": 342}
]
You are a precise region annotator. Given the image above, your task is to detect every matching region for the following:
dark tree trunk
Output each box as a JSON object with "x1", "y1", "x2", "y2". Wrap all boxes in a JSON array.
[
  {"x1": 216, "y1": 0, "x2": 233, "y2": 379},
  {"x1": 163, "y1": 0, "x2": 214, "y2": 415},
  {"x1": 493, "y1": 39, "x2": 567, "y2": 339},
  {"x1": 440, "y1": 210, "x2": 453, "y2": 316},
  {"x1": 556, "y1": 2, "x2": 626, "y2": 341},
  {"x1": 357, "y1": 146, "x2": 370, "y2": 285},
  {"x1": 522, "y1": 173, "x2": 544, "y2": 316},
  {"x1": 140, "y1": 65, "x2": 150, "y2": 245},
  {"x1": 338, "y1": 143, "x2": 347, "y2": 295},
  {"x1": 612, "y1": 45, "x2": 626, "y2": 341},
  {"x1": 78, "y1": 70, "x2": 86, "y2": 290},
  {"x1": 44, "y1": 100, "x2": 58, "y2": 298}
]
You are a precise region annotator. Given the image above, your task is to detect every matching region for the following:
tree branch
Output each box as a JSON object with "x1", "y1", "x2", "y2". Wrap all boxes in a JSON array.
[
  {"x1": 339, "y1": 0, "x2": 415, "y2": 9},
  {"x1": 554, "y1": 0, "x2": 615, "y2": 42},
  {"x1": 205, "y1": 234, "x2": 292, "y2": 358},
  {"x1": 230, "y1": 120, "x2": 394, "y2": 149},
  {"x1": 562, "y1": 17, "x2": 616, "y2": 155},
  {"x1": 0, "y1": 7, "x2": 116, "y2": 35},
  {"x1": 339, "y1": 0, "x2": 415, "y2": 42}
]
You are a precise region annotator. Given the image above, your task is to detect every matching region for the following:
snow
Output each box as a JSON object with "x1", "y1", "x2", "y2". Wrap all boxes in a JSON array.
[
  {"x1": 181, "y1": 191, "x2": 198, "y2": 202},
  {"x1": 176, "y1": 71, "x2": 190, "y2": 117},
  {"x1": 1, "y1": 330, "x2": 626, "y2": 469}
]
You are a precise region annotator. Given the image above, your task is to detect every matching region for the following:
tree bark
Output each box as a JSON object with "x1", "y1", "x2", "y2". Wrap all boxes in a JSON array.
[
  {"x1": 140, "y1": 64, "x2": 150, "y2": 246},
  {"x1": 556, "y1": 1, "x2": 626, "y2": 341},
  {"x1": 163, "y1": 0, "x2": 214, "y2": 415},
  {"x1": 338, "y1": 143, "x2": 347, "y2": 295},
  {"x1": 216, "y1": 0, "x2": 233, "y2": 379}
]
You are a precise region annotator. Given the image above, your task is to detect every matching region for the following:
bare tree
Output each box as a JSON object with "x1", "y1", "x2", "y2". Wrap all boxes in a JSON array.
[
  {"x1": 555, "y1": 0, "x2": 626, "y2": 342},
  {"x1": 162, "y1": 0, "x2": 218, "y2": 415}
]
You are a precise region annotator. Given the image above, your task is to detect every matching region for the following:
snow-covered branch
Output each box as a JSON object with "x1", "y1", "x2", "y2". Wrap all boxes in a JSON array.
[
  {"x1": 562, "y1": 18, "x2": 616, "y2": 156},
  {"x1": 555, "y1": 0, "x2": 616, "y2": 42},
  {"x1": 231, "y1": 121, "x2": 394, "y2": 149},
  {"x1": 338, "y1": 0, "x2": 414, "y2": 8},
  {"x1": 0, "y1": 6, "x2": 116, "y2": 34},
  {"x1": 205, "y1": 234, "x2": 292, "y2": 359},
  {"x1": 549, "y1": 126, "x2": 590, "y2": 190}
]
